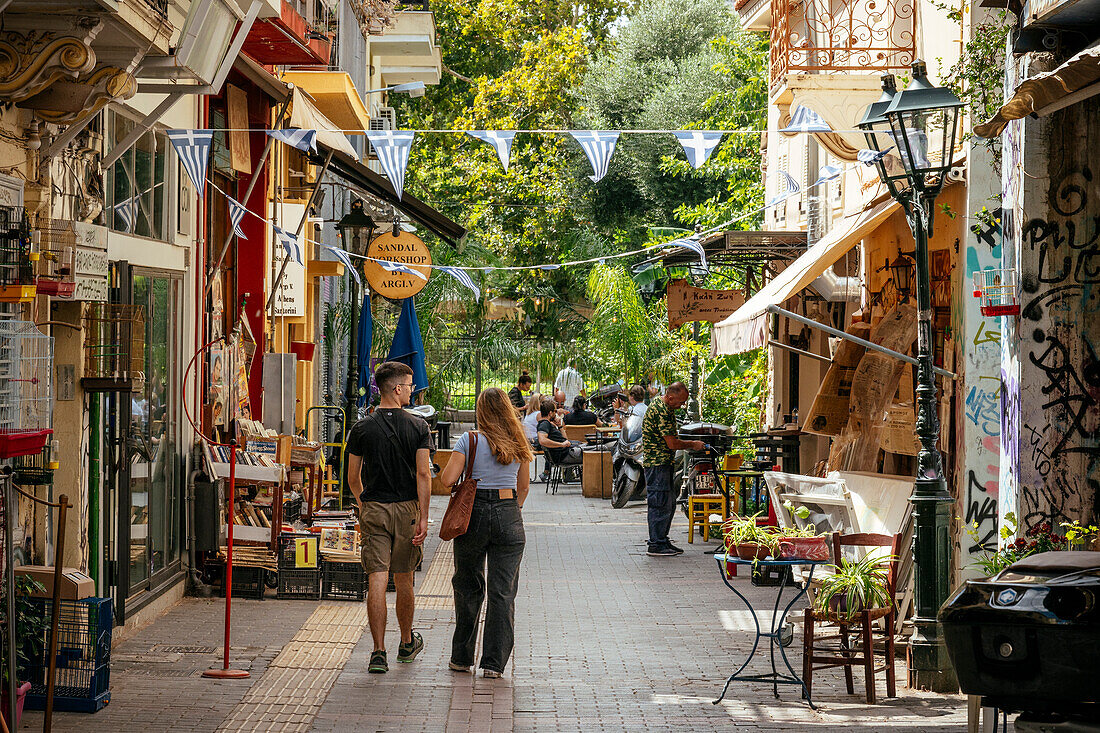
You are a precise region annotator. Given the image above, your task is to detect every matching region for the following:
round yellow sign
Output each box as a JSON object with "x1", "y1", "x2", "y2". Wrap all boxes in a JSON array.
[{"x1": 363, "y1": 231, "x2": 433, "y2": 299}]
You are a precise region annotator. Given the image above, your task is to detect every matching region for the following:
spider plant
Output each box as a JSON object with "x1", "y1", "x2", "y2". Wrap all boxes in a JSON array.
[
  {"x1": 722, "y1": 513, "x2": 779, "y2": 553},
  {"x1": 815, "y1": 552, "x2": 894, "y2": 619}
]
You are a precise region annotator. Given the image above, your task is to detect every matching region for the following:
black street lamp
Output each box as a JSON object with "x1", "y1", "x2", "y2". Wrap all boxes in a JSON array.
[
  {"x1": 858, "y1": 62, "x2": 963, "y2": 693},
  {"x1": 337, "y1": 199, "x2": 377, "y2": 426}
]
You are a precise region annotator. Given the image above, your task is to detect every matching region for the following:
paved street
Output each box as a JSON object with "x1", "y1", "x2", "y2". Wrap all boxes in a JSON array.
[{"x1": 22, "y1": 485, "x2": 968, "y2": 732}]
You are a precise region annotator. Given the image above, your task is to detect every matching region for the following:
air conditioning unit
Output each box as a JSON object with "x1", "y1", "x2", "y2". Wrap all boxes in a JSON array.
[{"x1": 370, "y1": 107, "x2": 397, "y2": 131}]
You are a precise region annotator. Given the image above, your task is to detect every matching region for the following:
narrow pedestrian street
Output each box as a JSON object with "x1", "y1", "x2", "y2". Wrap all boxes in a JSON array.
[{"x1": 22, "y1": 489, "x2": 966, "y2": 732}]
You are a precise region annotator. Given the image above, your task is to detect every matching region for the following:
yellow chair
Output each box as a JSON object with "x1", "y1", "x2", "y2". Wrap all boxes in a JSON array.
[{"x1": 688, "y1": 494, "x2": 728, "y2": 543}]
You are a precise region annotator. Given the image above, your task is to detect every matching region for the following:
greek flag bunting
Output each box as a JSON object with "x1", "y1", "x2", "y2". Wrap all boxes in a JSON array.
[
  {"x1": 857, "y1": 147, "x2": 891, "y2": 166},
  {"x1": 114, "y1": 197, "x2": 137, "y2": 233},
  {"x1": 673, "y1": 131, "x2": 724, "y2": 169},
  {"x1": 437, "y1": 265, "x2": 480, "y2": 300},
  {"x1": 321, "y1": 244, "x2": 359, "y2": 286},
  {"x1": 780, "y1": 106, "x2": 832, "y2": 134},
  {"x1": 812, "y1": 164, "x2": 842, "y2": 186},
  {"x1": 570, "y1": 131, "x2": 619, "y2": 182},
  {"x1": 467, "y1": 131, "x2": 517, "y2": 171},
  {"x1": 672, "y1": 238, "x2": 708, "y2": 271},
  {"x1": 267, "y1": 128, "x2": 317, "y2": 153},
  {"x1": 167, "y1": 129, "x2": 214, "y2": 198},
  {"x1": 227, "y1": 195, "x2": 248, "y2": 239},
  {"x1": 273, "y1": 225, "x2": 303, "y2": 266},
  {"x1": 767, "y1": 170, "x2": 801, "y2": 207},
  {"x1": 366, "y1": 131, "x2": 416, "y2": 200},
  {"x1": 379, "y1": 258, "x2": 427, "y2": 281}
]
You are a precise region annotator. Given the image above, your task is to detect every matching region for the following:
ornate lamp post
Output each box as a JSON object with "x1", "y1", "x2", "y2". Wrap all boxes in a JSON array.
[
  {"x1": 337, "y1": 199, "x2": 377, "y2": 423},
  {"x1": 858, "y1": 62, "x2": 962, "y2": 692}
]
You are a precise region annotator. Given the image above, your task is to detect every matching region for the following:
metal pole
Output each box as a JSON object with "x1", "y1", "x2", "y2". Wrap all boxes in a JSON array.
[
  {"x1": 906, "y1": 201, "x2": 957, "y2": 692},
  {"x1": 203, "y1": 441, "x2": 249, "y2": 679},
  {"x1": 44, "y1": 493, "x2": 69, "y2": 733},
  {"x1": 344, "y1": 277, "x2": 361, "y2": 425},
  {"x1": 688, "y1": 320, "x2": 701, "y2": 421},
  {"x1": 3, "y1": 473, "x2": 16, "y2": 732},
  {"x1": 266, "y1": 150, "x2": 335, "y2": 315},
  {"x1": 204, "y1": 93, "x2": 294, "y2": 297}
]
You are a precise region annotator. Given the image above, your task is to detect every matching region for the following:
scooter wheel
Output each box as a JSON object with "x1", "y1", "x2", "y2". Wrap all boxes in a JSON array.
[{"x1": 611, "y1": 473, "x2": 633, "y2": 509}]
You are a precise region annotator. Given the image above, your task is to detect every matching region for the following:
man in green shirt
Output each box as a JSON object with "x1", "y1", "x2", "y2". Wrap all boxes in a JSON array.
[{"x1": 640, "y1": 382, "x2": 704, "y2": 557}]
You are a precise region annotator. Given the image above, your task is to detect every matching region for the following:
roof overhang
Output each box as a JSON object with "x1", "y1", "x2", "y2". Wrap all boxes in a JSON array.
[
  {"x1": 280, "y1": 70, "x2": 372, "y2": 132},
  {"x1": 232, "y1": 54, "x2": 290, "y2": 102},
  {"x1": 712, "y1": 198, "x2": 902, "y2": 356},
  {"x1": 660, "y1": 230, "x2": 808, "y2": 269},
  {"x1": 322, "y1": 147, "x2": 466, "y2": 247},
  {"x1": 369, "y1": 11, "x2": 437, "y2": 59},
  {"x1": 975, "y1": 40, "x2": 1100, "y2": 138}
]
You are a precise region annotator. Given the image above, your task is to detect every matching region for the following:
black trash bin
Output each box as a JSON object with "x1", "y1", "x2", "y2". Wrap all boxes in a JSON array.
[{"x1": 940, "y1": 551, "x2": 1100, "y2": 716}]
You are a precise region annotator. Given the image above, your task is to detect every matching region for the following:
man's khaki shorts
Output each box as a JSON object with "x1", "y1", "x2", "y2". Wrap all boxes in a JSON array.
[{"x1": 359, "y1": 500, "x2": 422, "y2": 574}]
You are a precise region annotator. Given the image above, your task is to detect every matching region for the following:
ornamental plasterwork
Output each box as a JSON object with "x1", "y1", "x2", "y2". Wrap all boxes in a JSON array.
[
  {"x1": 0, "y1": 30, "x2": 97, "y2": 104},
  {"x1": 32, "y1": 67, "x2": 138, "y2": 125},
  {"x1": 776, "y1": 79, "x2": 882, "y2": 162}
]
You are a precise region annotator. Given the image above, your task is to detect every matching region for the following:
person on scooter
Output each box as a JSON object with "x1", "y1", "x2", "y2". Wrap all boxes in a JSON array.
[{"x1": 640, "y1": 382, "x2": 704, "y2": 557}]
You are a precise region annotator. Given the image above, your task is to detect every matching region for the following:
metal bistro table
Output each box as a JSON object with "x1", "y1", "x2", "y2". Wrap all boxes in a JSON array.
[{"x1": 712, "y1": 554, "x2": 826, "y2": 709}]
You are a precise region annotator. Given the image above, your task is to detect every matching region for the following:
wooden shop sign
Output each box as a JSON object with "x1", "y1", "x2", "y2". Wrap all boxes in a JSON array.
[
  {"x1": 364, "y1": 231, "x2": 433, "y2": 299},
  {"x1": 667, "y1": 279, "x2": 744, "y2": 329}
]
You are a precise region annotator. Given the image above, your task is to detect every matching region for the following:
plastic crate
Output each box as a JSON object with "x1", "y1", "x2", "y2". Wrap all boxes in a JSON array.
[
  {"x1": 277, "y1": 567, "x2": 320, "y2": 599},
  {"x1": 215, "y1": 564, "x2": 265, "y2": 601},
  {"x1": 751, "y1": 564, "x2": 791, "y2": 587},
  {"x1": 283, "y1": 496, "x2": 302, "y2": 522},
  {"x1": 277, "y1": 533, "x2": 319, "y2": 569},
  {"x1": 22, "y1": 597, "x2": 112, "y2": 713},
  {"x1": 321, "y1": 560, "x2": 366, "y2": 601}
]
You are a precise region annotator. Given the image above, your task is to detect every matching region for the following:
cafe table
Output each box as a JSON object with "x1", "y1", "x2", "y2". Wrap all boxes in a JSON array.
[{"x1": 712, "y1": 554, "x2": 826, "y2": 709}]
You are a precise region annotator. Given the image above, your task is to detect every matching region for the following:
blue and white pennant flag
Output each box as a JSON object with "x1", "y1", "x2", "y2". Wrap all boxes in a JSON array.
[
  {"x1": 321, "y1": 244, "x2": 359, "y2": 286},
  {"x1": 672, "y1": 238, "x2": 708, "y2": 271},
  {"x1": 437, "y1": 265, "x2": 480, "y2": 300},
  {"x1": 813, "y1": 165, "x2": 842, "y2": 186},
  {"x1": 781, "y1": 106, "x2": 832, "y2": 134},
  {"x1": 673, "y1": 131, "x2": 724, "y2": 169},
  {"x1": 858, "y1": 147, "x2": 892, "y2": 166},
  {"x1": 267, "y1": 128, "x2": 317, "y2": 153},
  {"x1": 378, "y1": 259, "x2": 427, "y2": 281},
  {"x1": 227, "y1": 195, "x2": 248, "y2": 239},
  {"x1": 167, "y1": 129, "x2": 214, "y2": 198},
  {"x1": 570, "y1": 131, "x2": 619, "y2": 182},
  {"x1": 467, "y1": 131, "x2": 517, "y2": 171},
  {"x1": 366, "y1": 131, "x2": 416, "y2": 200},
  {"x1": 272, "y1": 225, "x2": 303, "y2": 266},
  {"x1": 767, "y1": 170, "x2": 801, "y2": 207},
  {"x1": 114, "y1": 197, "x2": 137, "y2": 233}
]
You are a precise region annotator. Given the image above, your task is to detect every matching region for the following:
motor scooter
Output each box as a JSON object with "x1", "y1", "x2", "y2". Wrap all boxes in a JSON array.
[
  {"x1": 676, "y1": 422, "x2": 734, "y2": 518},
  {"x1": 610, "y1": 410, "x2": 646, "y2": 508}
]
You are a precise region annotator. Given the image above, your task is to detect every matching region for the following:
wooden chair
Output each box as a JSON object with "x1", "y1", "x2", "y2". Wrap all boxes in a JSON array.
[
  {"x1": 562, "y1": 424, "x2": 593, "y2": 442},
  {"x1": 687, "y1": 494, "x2": 726, "y2": 543},
  {"x1": 801, "y1": 531, "x2": 902, "y2": 704}
]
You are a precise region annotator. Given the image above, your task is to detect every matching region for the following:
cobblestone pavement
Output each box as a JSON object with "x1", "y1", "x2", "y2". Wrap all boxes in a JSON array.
[{"x1": 22, "y1": 482, "x2": 969, "y2": 732}]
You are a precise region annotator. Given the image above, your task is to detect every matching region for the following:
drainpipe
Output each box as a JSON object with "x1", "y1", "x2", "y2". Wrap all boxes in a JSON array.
[{"x1": 88, "y1": 393, "x2": 100, "y2": 589}]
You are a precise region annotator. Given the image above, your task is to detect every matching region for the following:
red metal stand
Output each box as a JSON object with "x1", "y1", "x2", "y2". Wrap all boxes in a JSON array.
[{"x1": 204, "y1": 441, "x2": 251, "y2": 680}]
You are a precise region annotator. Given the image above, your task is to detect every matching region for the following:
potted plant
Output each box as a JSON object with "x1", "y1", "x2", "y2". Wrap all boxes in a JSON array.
[
  {"x1": 722, "y1": 513, "x2": 778, "y2": 562},
  {"x1": 776, "y1": 502, "x2": 830, "y2": 560},
  {"x1": 1, "y1": 575, "x2": 49, "y2": 728},
  {"x1": 815, "y1": 552, "x2": 894, "y2": 620},
  {"x1": 967, "y1": 513, "x2": 1068, "y2": 576}
]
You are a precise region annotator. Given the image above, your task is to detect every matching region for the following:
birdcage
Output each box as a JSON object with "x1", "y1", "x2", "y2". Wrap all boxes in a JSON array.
[
  {"x1": 0, "y1": 205, "x2": 37, "y2": 302},
  {"x1": 82, "y1": 303, "x2": 145, "y2": 392},
  {"x1": 35, "y1": 218, "x2": 77, "y2": 298},
  {"x1": 0, "y1": 320, "x2": 54, "y2": 458},
  {"x1": 972, "y1": 268, "x2": 1019, "y2": 317}
]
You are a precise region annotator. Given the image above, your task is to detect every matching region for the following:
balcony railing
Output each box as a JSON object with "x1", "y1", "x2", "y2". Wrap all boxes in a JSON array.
[{"x1": 770, "y1": 0, "x2": 915, "y2": 94}]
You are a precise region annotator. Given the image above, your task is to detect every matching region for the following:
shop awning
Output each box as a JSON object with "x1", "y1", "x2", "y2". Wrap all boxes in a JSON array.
[
  {"x1": 322, "y1": 147, "x2": 467, "y2": 246},
  {"x1": 975, "y1": 40, "x2": 1100, "y2": 138},
  {"x1": 712, "y1": 197, "x2": 901, "y2": 356},
  {"x1": 279, "y1": 70, "x2": 372, "y2": 133},
  {"x1": 289, "y1": 87, "x2": 358, "y2": 160},
  {"x1": 232, "y1": 55, "x2": 290, "y2": 102}
]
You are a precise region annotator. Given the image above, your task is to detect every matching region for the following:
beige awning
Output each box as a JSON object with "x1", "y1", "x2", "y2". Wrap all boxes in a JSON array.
[
  {"x1": 975, "y1": 40, "x2": 1100, "y2": 139},
  {"x1": 712, "y1": 197, "x2": 901, "y2": 356},
  {"x1": 289, "y1": 87, "x2": 358, "y2": 161}
]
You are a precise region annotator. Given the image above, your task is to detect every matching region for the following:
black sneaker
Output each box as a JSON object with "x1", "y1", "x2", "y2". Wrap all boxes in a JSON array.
[
  {"x1": 667, "y1": 543, "x2": 685, "y2": 555},
  {"x1": 397, "y1": 632, "x2": 423, "y2": 663},
  {"x1": 368, "y1": 650, "x2": 388, "y2": 673},
  {"x1": 647, "y1": 547, "x2": 678, "y2": 557}
]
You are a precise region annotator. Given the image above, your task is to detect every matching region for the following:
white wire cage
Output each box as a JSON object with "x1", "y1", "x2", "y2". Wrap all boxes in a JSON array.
[
  {"x1": 0, "y1": 320, "x2": 54, "y2": 457},
  {"x1": 972, "y1": 268, "x2": 1020, "y2": 317}
]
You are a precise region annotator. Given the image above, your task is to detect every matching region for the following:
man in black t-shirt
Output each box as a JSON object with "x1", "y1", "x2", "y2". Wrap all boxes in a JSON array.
[
  {"x1": 347, "y1": 361, "x2": 431, "y2": 674},
  {"x1": 507, "y1": 374, "x2": 532, "y2": 411},
  {"x1": 562, "y1": 395, "x2": 601, "y2": 427},
  {"x1": 537, "y1": 399, "x2": 583, "y2": 467}
]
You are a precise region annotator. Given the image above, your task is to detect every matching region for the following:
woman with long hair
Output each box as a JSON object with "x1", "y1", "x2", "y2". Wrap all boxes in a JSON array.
[
  {"x1": 521, "y1": 392, "x2": 542, "y2": 441},
  {"x1": 439, "y1": 387, "x2": 534, "y2": 678}
]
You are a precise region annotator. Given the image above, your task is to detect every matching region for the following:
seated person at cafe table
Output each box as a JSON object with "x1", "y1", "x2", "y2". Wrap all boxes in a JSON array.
[
  {"x1": 508, "y1": 373, "x2": 533, "y2": 412},
  {"x1": 537, "y1": 398, "x2": 584, "y2": 469},
  {"x1": 563, "y1": 395, "x2": 603, "y2": 427}
]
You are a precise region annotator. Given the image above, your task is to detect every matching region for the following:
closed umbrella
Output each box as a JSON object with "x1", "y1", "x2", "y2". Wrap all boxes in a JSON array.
[{"x1": 386, "y1": 297, "x2": 428, "y2": 401}]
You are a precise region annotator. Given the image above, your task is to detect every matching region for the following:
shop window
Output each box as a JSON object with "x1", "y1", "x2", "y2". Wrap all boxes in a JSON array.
[{"x1": 106, "y1": 112, "x2": 171, "y2": 240}]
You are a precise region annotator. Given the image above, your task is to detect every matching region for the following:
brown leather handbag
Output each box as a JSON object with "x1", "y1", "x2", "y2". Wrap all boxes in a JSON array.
[{"x1": 439, "y1": 431, "x2": 479, "y2": 541}]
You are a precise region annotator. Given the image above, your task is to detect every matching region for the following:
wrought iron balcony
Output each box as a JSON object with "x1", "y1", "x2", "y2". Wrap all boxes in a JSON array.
[{"x1": 770, "y1": 0, "x2": 915, "y2": 95}]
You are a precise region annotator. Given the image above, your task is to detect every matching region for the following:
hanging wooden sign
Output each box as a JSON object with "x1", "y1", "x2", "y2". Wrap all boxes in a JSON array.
[
  {"x1": 364, "y1": 231, "x2": 433, "y2": 299},
  {"x1": 667, "y1": 279, "x2": 744, "y2": 329},
  {"x1": 226, "y1": 84, "x2": 251, "y2": 174}
]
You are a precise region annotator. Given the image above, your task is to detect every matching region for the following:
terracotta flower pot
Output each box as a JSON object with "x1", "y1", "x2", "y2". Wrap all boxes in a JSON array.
[
  {"x1": 778, "y1": 536, "x2": 830, "y2": 561},
  {"x1": 734, "y1": 542, "x2": 771, "y2": 561}
]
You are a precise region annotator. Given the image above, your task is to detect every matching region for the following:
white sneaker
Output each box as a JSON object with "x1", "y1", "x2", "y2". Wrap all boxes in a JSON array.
[{"x1": 483, "y1": 669, "x2": 502, "y2": 679}]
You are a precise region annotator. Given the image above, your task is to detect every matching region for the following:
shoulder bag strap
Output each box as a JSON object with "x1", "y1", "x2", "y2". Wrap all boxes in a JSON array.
[{"x1": 463, "y1": 431, "x2": 478, "y2": 482}]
